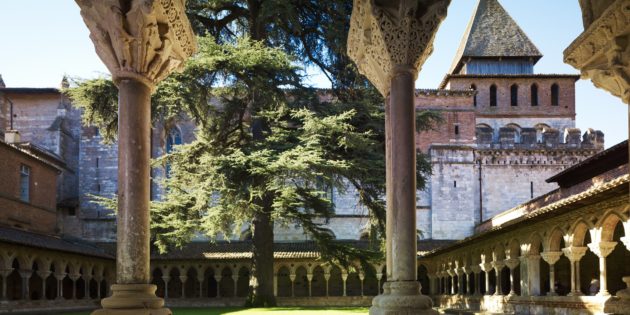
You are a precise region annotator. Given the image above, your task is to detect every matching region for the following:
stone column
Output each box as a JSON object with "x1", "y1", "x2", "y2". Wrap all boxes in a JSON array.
[
  {"x1": 84, "y1": 274, "x2": 92, "y2": 299},
  {"x1": 231, "y1": 275, "x2": 238, "y2": 297},
  {"x1": 491, "y1": 261, "x2": 505, "y2": 296},
  {"x1": 519, "y1": 255, "x2": 541, "y2": 297},
  {"x1": 75, "y1": 1, "x2": 196, "y2": 314},
  {"x1": 541, "y1": 252, "x2": 561, "y2": 296},
  {"x1": 480, "y1": 263, "x2": 492, "y2": 296},
  {"x1": 19, "y1": 269, "x2": 32, "y2": 300},
  {"x1": 55, "y1": 273, "x2": 66, "y2": 300},
  {"x1": 37, "y1": 270, "x2": 51, "y2": 300},
  {"x1": 427, "y1": 275, "x2": 436, "y2": 295},
  {"x1": 161, "y1": 276, "x2": 170, "y2": 299},
  {"x1": 587, "y1": 241, "x2": 618, "y2": 296},
  {"x1": 0, "y1": 269, "x2": 11, "y2": 300},
  {"x1": 307, "y1": 273, "x2": 313, "y2": 297},
  {"x1": 471, "y1": 266, "x2": 481, "y2": 296},
  {"x1": 359, "y1": 272, "x2": 365, "y2": 296},
  {"x1": 562, "y1": 246, "x2": 587, "y2": 296},
  {"x1": 565, "y1": 0, "x2": 630, "y2": 197},
  {"x1": 197, "y1": 276, "x2": 204, "y2": 298},
  {"x1": 180, "y1": 275, "x2": 188, "y2": 298},
  {"x1": 273, "y1": 274, "x2": 278, "y2": 297},
  {"x1": 341, "y1": 272, "x2": 348, "y2": 297},
  {"x1": 463, "y1": 267, "x2": 472, "y2": 296},
  {"x1": 324, "y1": 272, "x2": 331, "y2": 297},
  {"x1": 95, "y1": 277, "x2": 103, "y2": 299},
  {"x1": 504, "y1": 259, "x2": 519, "y2": 297},
  {"x1": 69, "y1": 273, "x2": 81, "y2": 300},
  {"x1": 289, "y1": 273, "x2": 296, "y2": 297},
  {"x1": 214, "y1": 275, "x2": 221, "y2": 298},
  {"x1": 348, "y1": 1, "x2": 449, "y2": 313}
]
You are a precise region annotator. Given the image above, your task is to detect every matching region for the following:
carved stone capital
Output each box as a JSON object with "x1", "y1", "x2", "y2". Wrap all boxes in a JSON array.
[
  {"x1": 470, "y1": 265, "x2": 481, "y2": 274},
  {"x1": 347, "y1": 0, "x2": 450, "y2": 96},
  {"x1": 564, "y1": 0, "x2": 630, "y2": 104},
  {"x1": 479, "y1": 262, "x2": 493, "y2": 273},
  {"x1": 76, "y1": 0, "x2": 197, "y2": 89},
  {"x1": 504, "y1": 258, "x2": 520, "y2": 270},
  {"x1": 587, "y1": 241, "x2": 618, "y2": 258},
  {"x1": 562, "y1": 246, "x2": 588, "y2": 262},
  {"x1": 541, "y1": 251, "x2": 563, "y2": 265},
  {"x1": 491, "y1": 261, "x2": 505, "y2": 271}
]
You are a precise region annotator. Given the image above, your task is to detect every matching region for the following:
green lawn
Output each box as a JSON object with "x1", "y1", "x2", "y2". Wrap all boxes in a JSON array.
[{"x1": 61, "y1": 307, "x2": 369, "y2": 315}]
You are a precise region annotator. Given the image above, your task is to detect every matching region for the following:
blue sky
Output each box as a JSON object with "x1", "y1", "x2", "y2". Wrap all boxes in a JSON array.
[{"x1": 0, "y1": 0, "x2": 627, "y2": 147}]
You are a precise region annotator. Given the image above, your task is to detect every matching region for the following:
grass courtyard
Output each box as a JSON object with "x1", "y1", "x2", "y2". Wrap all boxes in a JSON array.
[{"x1": 61, "y1": 307, "x2": 369, "y2": 315}]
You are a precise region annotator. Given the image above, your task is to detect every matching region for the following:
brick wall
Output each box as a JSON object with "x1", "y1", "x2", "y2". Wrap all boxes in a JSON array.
[
  {"x1": 0, "y1": 143, "x2": 58, "y2": 234},
  {"x1": 447, "y1": 76, "x2": 577, "y2": 118}
]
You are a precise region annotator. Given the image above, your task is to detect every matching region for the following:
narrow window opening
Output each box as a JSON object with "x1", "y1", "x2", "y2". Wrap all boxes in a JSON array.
[
  {"x1": 454, "y1": 125, "x2": 460, "y2": 135},
  {"x1": 510, "y1": 84, "x2": 518, "y2": 106},
  {"x1": 470, "y1": 84, "x2": 477, "y2": 107},
  {"x1": 490, "y1": 85, "x2": 497, "y2": 107},
  {"x1": 551, "y1": 84, "x2": 559, "y2": 106},
  {"x1": 454, "y1": 181, "x2": 457, "y2": 188},
  {"x1": 20, "y1": 165, "x2": 30, "y2": 203},
  {"x1": 95, "y1": 157, "x2": 99, "y2": 168},
  {"x1": 530, "y1": 181, "x2": 534, "y2": 199},
  {"x1": 531, "y1": 84, "x2": 538, "y2": 106}
]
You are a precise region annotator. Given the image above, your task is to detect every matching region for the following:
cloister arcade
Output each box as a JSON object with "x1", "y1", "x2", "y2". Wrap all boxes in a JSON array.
[{"x1": 422, "y1": 183, "x2": 630, "y2": 313}]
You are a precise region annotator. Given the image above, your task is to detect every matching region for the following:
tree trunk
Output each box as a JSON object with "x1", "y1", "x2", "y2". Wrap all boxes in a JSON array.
[{"x1": 247, "y1": 209, "x2": 276, "y2": 307}]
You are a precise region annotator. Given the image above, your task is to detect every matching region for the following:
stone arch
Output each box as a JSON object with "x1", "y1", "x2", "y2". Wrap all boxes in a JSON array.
[
  {"x1": 311, "y1": 265, "x2": 326, "y2": 296},
  {"x1": 276, "y1": 265, "x2": 292, "y2": 297},
  {"x1": 346, "y1": 267, "x2": 362, "y2": 296},
  {"x1": 151, "y1": 267, "x2": 164, "y2": 298},
  {"x1": 417, "y1": 264, "x2": 430, "y2": 295},
  {"x1": 597, "y1": 211, "x2": 625, "y2": 242},
  {"x1": 604, "y1": 219, "x2": 630, "y2": 295},
  {"x1": 506, "y1": 238, "x2": 521, "y2": 259},
  {"x1": 294, "y1": 265, "x2": 309, "y2": 297},
  {"x1": 363, "y1": 264, "x2": 379, "y2": 296},
  {"x1": 505, "y1": 123, "x2": 522, "y2": 143},
  {"x1": 168, "y1": 267, "x2": 182, "y2": 298},
  {"x1": 476, "y1": 123, "x2": 494, "y2": 144},
  {"x1": 569, "y1": 220, "x2": 592, "y2": 247},
  {"x1": 185, "y1": 267, "x2": 198, "y2": 298},
  {"x1": 219, "y1": 266, "x2": 234, "y2": 297},
  {"x1": 7, "y1": 258, "x2": 22, "y2": 300},
  {"x1": 328, "y1": 265, "x2": 343, "y2": 296},
  {"x1": 545, "y1": 227, "x2": 566, "y2": 251},
  {"x1": 203, "y1": 266, "x2": 217, "y2": 298},
  {"x1": 534, "y1": 123, "x2": 551, "y2": 143}
]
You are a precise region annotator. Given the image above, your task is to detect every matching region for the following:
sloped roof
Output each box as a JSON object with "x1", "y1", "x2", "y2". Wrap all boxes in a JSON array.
[
  {"x1": 449, "y1": 0, "x2": 542, "y2": 74},
  {"x1": 0, "y1": 226, "x2": 112, "y2": 259}
]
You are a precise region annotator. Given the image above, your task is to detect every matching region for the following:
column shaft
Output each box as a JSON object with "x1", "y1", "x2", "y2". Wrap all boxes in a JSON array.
[
  {"x1": 599, "y1": 256, "x2": 609, "y2": 296},
  {"x1": 388, "y1": 70, "x2": 417, "y2": 282},
  {"x1": 116, "y1": 79, "x2": 152, "y2": 284}
]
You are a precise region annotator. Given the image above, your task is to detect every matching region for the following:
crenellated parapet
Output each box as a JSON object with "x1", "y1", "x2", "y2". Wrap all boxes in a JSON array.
[{"x1": 476, "y1": 126, "x2": 604, "y2": 150}]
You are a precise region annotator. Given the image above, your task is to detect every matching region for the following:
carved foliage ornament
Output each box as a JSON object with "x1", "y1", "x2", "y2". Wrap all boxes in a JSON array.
[
  {"x1": 564, "y1": 0, "x2": 630, "y2": 104},
  {"x1": 76, "y1": 0, "x2": 197, "y2": 88},
  {"x1": 347, "y1": 0, "x2": 450, "y2": 96}
]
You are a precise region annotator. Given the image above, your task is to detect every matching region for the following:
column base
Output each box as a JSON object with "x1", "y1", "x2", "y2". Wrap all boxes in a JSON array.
[
  {"x1": 92, "y1": 284, "x2": 171, "y2": 315},
  {"x1": 369, "y1": 281, "x2": 437, "y2": 315},
  {"x1": 568, "y1": 291, "x2": 584, "y2": 297}
]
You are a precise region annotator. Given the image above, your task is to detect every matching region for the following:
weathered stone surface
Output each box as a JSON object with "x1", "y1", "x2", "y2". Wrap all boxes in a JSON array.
[
  {"x1": 347, "y1": 0, "x2": 450, "y2": 96},
  {"x1": 565, "y1": 0, "x2": 630, "y2": 104},
  {"x1": 76, "y1": 0, "x2": 197, "y2": 88}
]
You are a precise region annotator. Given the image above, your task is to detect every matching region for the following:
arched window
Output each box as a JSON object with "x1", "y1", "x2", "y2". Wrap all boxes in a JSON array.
[
  {"x1": 165, "y1": 127, "x2": 182, "y2": 177},
  {"x1": 470, "y1": 84, "x2": 477, "y2": 107},
  {"x1": 530, "y1": 84, "x2": 538, "y2": 106},
  {"x1": 551, "y1": 84, "x2": 559, "y2": 106},
  {"x1": 490, "y1": 84, "x2": 497, "y2": 107},
  {"x1": 510, "y1": 84, "x2": 518, "y2": 106},
  {"x1": 165, "y1": 127, "x2": 182, "y2": 153}
]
